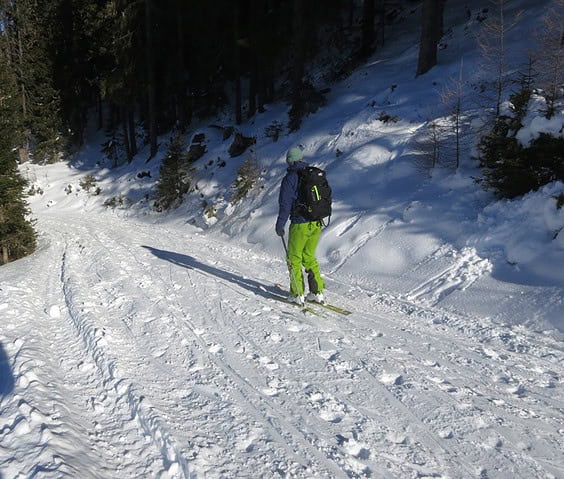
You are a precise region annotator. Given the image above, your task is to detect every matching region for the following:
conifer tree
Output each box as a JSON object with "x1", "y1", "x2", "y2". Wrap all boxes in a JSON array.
[
  {"x1": 3, "y1": 0, "x2": 63, "y2": 163},
  {"x1": 0, "y1": 34, "x2": 36, "y2": 263},
  {"x1": 156, "y1": 133, "x2": 192, "y2": 210},
  {"x1": 52, "y1": 0, "x2": 113, "y2": 148}
]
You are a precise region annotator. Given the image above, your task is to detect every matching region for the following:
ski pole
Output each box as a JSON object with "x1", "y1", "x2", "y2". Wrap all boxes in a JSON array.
[{"x1": 281, "y1": 235, "x2": 303, "y2": 298}]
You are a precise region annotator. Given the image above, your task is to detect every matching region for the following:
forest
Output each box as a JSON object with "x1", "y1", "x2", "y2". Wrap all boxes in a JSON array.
[
  {"x1": 0, "y1": 0, "x2": 448, "y2": 263},
  {"x1": 0, "y1": 1, "x2": 449, "y2": 161},
  {"x1": 0, "y1": 0, "x2": 562, "y2": 263}
]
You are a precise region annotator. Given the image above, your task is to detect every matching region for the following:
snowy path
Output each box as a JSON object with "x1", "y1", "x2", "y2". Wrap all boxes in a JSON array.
[{"x1": 1, "y1": 210, "x2": 563, "y2": 479}]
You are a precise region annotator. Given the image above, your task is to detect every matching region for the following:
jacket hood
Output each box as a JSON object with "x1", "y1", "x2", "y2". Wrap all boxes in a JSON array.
[{"x1": 287, "y1": 160, "x2": 307, "y2": 172}]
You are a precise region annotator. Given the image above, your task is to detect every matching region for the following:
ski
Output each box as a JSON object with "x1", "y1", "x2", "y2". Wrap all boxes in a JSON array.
[
  {"x1": 307, "y1": 301, "x2": 351, "y2": 316},
  {"x1": 261, "y1": 285, "x2": 351, "y2": 316},
  {"x1": 264, "y1": 290, "x2": 321, "y2": 316}
]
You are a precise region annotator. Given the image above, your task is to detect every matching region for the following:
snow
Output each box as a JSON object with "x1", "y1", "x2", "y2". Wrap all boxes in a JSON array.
[
  {"x1": 1, "y1": 1, "x2": 564, "y2": 478},
  {"x1": 515, "y1": 94, "x2": 564, "y2": 147}
]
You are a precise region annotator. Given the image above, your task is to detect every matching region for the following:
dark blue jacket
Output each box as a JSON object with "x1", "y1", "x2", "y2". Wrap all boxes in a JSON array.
[{"x1": 276, "y1": 161, "x2": 308, "y2": 232}]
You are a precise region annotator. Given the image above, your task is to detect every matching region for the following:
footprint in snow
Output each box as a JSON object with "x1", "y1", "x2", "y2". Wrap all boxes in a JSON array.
[
  {"x1": 335, "y1": 433, "x2": 373, "y2": 477},
  {"x1": 380, "y1": 372, "x2": 404, "y2": 386},
  {"x1": 286, "y1": 323, "x2": 305, "y2": 333},
  {"x1": 343, "y1": 438, "x2": 371, "y2": 460},
  {"x1": 317, "y1": 349, "x2": 339, "y2": 361},
  {"x1": 509, "y1": 383, "x2": 527, "y2": 397},
  {"x1": 259, "y1": 356, "x2": 279, "y2": 371},
  {"x1": 269, "y1": 332, "x2": 283, "y2": 343},
  {"x1": 17, "y1": 369, "x2": 40, "y2": 389},
  {"x1": 386, "y1": 431, "x2": 407, "y2": 445},
  {"x1": 208, "y1": 343, "x2": 223, "y2": 354},
  {"x1": 262, "y1": 376, "x2": 283, "y2": 397},
  {"x1": 438, "y1": 429, "x2": 454, "y2": 439},
  {"x1": 151, "y1": 349, "x2": 167, "y2": 359},
  {"x1": 306, "y1": 390, "x2": 347, "y2": 423}
]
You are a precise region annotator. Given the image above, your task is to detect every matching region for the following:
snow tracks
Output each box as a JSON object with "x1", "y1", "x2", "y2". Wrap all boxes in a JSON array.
[{"x1": 1, "y1": 212, "x2": 563, "y2": 478}]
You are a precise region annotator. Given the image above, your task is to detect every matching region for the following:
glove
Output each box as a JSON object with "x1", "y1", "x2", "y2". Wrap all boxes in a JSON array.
[{"x1": 276, "y1": 224, "x2": 285, "y2": 237}]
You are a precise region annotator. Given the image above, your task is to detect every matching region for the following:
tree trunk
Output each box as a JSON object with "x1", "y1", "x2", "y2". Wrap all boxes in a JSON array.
[
  {"x1": 128, "y1": 109, "x2": 137, "y2": 158},
  {"x1": 249, "y1": 66, "x2": 257, "y2": 118},
  {"x1": 361, "y1": 0, "x2": 375, "y2": 56},
  {"x1": 265, "y1": 73, "x2": 275, "y2": 103},
  {"x1": 122, "y1": 107, "x2": 131, "y2": 162},
  {"x1": 256, "y1": 0, "x2": 267, "y2": 113},
  {"x1": 233, "y1": 0, "x2": 242, "y2": 124},
  {"x1": 416, "y1": 0, "x2": 444, "y2": 76},
  {"x1": 15, "y1": 1, "x2": 29, "y2": 162},
  {"x1": 439, "y1": 0, "x2": 446, "y2": 38},
  {"x1": 257, "y1": 71, "x2": 266, "y2": 113},
  {"x1": 291, "y1": 0, "x2": 306, "y2": 109},
  {"x1": 348, "y1": 0, "x2": 355, "y2": 31},
  {"x1": 97, "y1": 91, "x2": 103, "y2": 130},
  {"x1": 2, "y1": 246, "x2": 8, "y2": 264},
  {"x1": 145, "y1": 0, "x2": 158, "y2": 159},
  {"x1": 376, "y1": 0, "x2": 385, "y2": 47},
  {"x1": 175, "y1": 0, "x2": 189, "y2": 130}
]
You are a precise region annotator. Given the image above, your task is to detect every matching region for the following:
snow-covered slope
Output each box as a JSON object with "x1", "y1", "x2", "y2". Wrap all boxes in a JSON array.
[
  {"x1": 2, "y1": 190, "x2": 563, "y2": 478},
  {"x1": 2, "y1": 1, "x2": 563, "y2": 478}
]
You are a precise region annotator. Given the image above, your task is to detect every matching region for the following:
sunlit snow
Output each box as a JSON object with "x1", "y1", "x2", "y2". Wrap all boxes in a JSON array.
[{"x1": 1, "y1": 1, "x2": 563, "y2": 478}]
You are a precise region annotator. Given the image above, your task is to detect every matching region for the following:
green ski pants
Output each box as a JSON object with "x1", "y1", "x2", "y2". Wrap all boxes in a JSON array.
[{"x1": 286, "y1": 221, "x2": 324, "y2": 296}]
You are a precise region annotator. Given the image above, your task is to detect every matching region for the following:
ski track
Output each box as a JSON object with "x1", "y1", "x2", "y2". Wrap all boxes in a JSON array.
[
  {"x1": 404, "y1": 247, "x2": 493, "y2": 307},
  {"x1": 0, "y1": 232, "x2": 166, "y2": 478},
  {"x1": 328, "y1": 216, "x2": 395, "y2": 276},
  {"x1": 1, "y1": 212, "x2": 563, "y2": 478}
]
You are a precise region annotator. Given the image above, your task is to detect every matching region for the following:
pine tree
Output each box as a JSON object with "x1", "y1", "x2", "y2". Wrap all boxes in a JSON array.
[
  {"x1": 103, "y1": 0, "x2": 146, "y2": 162},
  {"x1": 3, "y1": 0, "x2": 63, "y2": 163},
  {"x1": 0, "y1": 33, "x2": 36, "y2": 263},
  {"x1": 478, "y1": 83, "x2": 564, "y2": 199},
  {"x1": 51, "y1": 0, "x2": 113, "y2": 148},
  {"x1": 156, "y1": 133, "x2": 192, "y2": 210}
]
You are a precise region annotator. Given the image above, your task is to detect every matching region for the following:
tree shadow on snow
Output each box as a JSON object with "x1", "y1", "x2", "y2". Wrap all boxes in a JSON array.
[
  {"x1": 142, "y1": 245, "x2": 287, "y2": 300},
  {"x1": 0, "y1": 341, "x2": 15, "y2": 397}
]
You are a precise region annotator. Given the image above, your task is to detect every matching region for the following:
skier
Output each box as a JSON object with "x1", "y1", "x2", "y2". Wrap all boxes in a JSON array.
[{"x1": 275, "y1": 147, "x2": 325, "y2": 305}]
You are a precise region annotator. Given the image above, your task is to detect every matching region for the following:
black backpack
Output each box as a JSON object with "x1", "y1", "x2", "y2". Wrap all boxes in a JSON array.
[{"x1": 295, "y1": 166, "x2": 332, "y2": 224}]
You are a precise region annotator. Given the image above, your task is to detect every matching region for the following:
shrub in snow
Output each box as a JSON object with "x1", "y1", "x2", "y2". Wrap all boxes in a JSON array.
[
  {"x1": 203, "y1": 201, "x2": 217, "y2": 220},
  {"x1": 79, "y1": 174, "x2": 101, "y2": 195},
  {"x1": 264, "y1": 121, "x2": 284, "y2": 142},
  {"x1": 478, "y1": 88, "x2": 563, "y2": 199},
  {"x1": 103, "y1": 194, "x2": 126, "y2": 209},
  {"x1": 232, "y1": 156, "x2": 262, "y2": 204}
]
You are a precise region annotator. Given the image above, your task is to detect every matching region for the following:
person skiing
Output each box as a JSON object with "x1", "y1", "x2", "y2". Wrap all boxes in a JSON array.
[{"x1": 275, "y1": 147, "x2": 325, "y2": 305}]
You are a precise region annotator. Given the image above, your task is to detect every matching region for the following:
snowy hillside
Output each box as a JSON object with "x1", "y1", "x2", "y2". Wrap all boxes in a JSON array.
[{"x1": 1, "y1": 1, "x2": 564, "y2": 478}]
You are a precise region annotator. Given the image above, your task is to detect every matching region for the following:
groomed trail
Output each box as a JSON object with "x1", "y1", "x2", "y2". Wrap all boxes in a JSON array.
[{"x1": 1, "y1": 210, "x2": 563, "y2": 479}]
